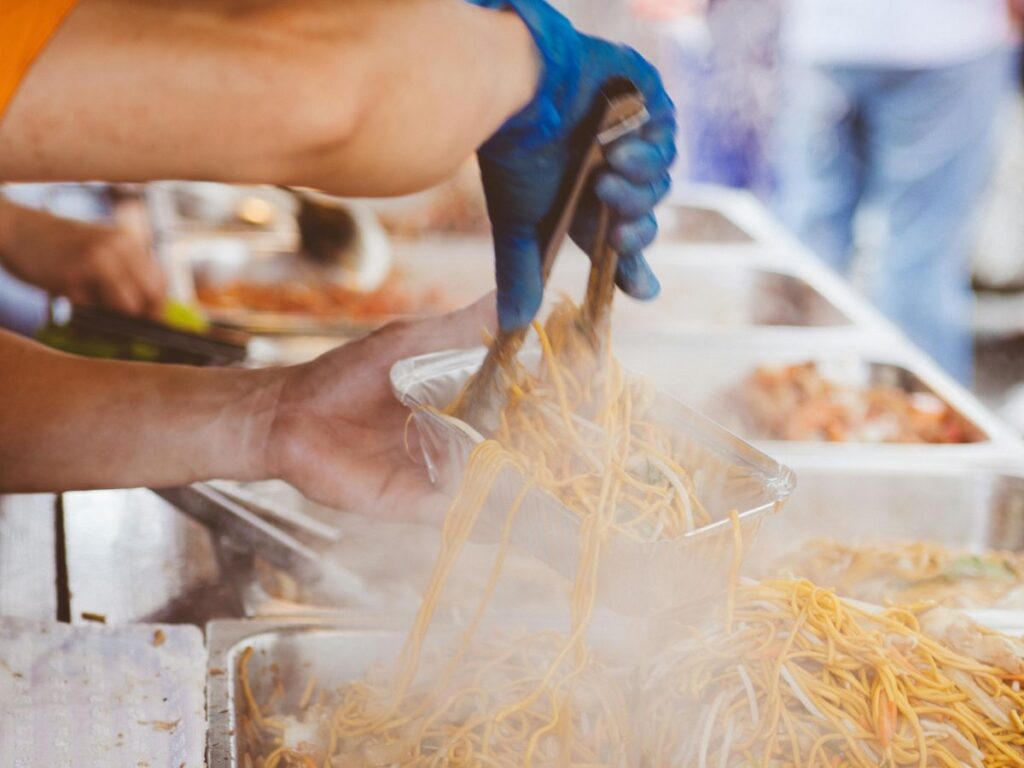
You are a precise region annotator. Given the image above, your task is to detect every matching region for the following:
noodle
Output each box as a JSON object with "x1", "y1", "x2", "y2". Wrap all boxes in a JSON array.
[
  {"x1": 644, "y1": 579, "x2": 1024, "y2": 767},
  {"x1": 238, "y1": 298, "x2": 709, "y2": 766},
  {"x1": 774, "y1": 538, "x2": 1024, "y2": 610}
]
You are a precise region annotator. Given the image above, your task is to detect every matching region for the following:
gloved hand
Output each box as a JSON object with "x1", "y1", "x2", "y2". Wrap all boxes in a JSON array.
[{"x1": 473, "y1": 0, "x2": 677, "y2": 330}]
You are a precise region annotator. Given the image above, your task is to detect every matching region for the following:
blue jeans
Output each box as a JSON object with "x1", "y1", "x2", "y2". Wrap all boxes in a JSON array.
[{"x1": 774, "y1": 51, "x2": 1013, "y2": 383}]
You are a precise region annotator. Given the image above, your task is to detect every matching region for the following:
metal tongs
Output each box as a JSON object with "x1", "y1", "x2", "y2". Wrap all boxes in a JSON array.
[
  {"x1": 457, "y1": 79, "x2": 650, "y2": 434},
  {"x1": 154, "y1": 482, "x2": 341, "y2": 582}
]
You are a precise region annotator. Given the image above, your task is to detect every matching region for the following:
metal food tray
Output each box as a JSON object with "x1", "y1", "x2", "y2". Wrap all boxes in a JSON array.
[
  {"x1": 181, "y1": 239, "x2": 477, "y2": 335},
  {"x1": 206, "y1": 615, "x2": 632, "y2": 768},
  {"x1": 181, "y1": 478, "x2": 578, "y2": 619},
  {"x1": 749, "y1": 461, "x2": 1024, "y2": 574},
  {"x1": 657, "y1": 202, "x2": 756, "y2": 244},
  {"x1": 642, "y1": 245, "x2": 885, "y2": 335},
  {"x1": 235, "y1": 512, "x2": 578, "y2": 620},
  {"x1": 665, "y1": 184, "x2": 784, "y2": 248},
  {"x1": 392, "y1": 345, "x2": 795, "y2": 617},
  {"x1": 206, "y1": 606, "x2": 1024, "y2": 768},
  {"x1": 207, "y1": 618, "x2": 409, "y2": 768},
  {"x1": 598, "y1": 254, "x2": 856, "y2": 332},
  {"x1": 614, "y1": 336, "x2": 1023, "y2": 463},
  {"x1": 148, "y1": 182, "x2": 299, "y2": 248},
  {"x1": 174, "y1": 231, "x2": 862, "y2": 336},
  {"x1": 658, "y1": 185, "x2": 900, "y2": 333}
]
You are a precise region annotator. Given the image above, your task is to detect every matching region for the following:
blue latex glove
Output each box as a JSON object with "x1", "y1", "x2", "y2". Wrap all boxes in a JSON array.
[{"x1": 473, "y1": 0, "x2": 677, "y2": 330}]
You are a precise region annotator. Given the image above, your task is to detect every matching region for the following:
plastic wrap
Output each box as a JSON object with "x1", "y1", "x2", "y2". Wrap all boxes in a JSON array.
[{"x1": 391, "y1": 346, "x2": 795, "y2": 616}]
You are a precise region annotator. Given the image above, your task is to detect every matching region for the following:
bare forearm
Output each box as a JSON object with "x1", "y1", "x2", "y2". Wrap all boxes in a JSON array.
[
  {"x1": 0, "y1": 0, "x2": 538, "y2": 196},
  {"x1": 0, "y1": 331, "x2": 283, "y2": 492},
  {"x1": 0, "y1": 198, "x2": 60, "y2": 274}
]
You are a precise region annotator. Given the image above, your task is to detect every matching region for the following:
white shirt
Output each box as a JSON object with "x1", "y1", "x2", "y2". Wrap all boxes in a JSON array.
[{"x1": 782, "y1": 0, "x2": 1012, "y2": 67}]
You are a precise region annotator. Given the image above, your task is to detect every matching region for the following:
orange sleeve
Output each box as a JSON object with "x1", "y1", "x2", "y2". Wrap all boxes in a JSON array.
[{"x1": 0, "y1": 0, "x2": 80, "y2": 121}]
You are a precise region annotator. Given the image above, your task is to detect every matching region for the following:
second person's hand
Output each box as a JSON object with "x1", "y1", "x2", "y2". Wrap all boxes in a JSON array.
[
  {"x1": 0, "y1": 198, "x2": 166, "y2": 316},
  {"x1": 472, "y1": 0, "x2": 677, "y2": 330}
]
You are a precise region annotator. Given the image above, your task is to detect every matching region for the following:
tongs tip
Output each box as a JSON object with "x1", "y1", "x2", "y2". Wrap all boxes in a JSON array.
[{"x1": 597, "y1": 106, "x2": 650, "y2": 147}]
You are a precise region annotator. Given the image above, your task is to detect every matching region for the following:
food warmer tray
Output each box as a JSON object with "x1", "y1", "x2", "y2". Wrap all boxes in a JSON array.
[
  {"x1": 206, "y1": 601, "x2": 1024, "y2": 768},
  {"x1": 180, "y1": 233, "x2": 868, "y2": 336},
  {"x1": 147, "y1": 182, "x2": 299, "y2": 248},
  {"x1": 206, "y1": 617, "x2": 406, "y2": 768},
  {"x1": 657, "y1": 201, "x2": 757, "y2": 244},
  {"x1": 749, "y1": 461, "x2": 1024, "y2": 572},
  {"x1": 206, "y1": 615, "x2": 634, "y2": 768},
  {"x1": 614, "y1": 335, "x2": 1024, "y2": 465},
  {"x1": 665, "y1": 184, "x2": 789, "y2": 249}
]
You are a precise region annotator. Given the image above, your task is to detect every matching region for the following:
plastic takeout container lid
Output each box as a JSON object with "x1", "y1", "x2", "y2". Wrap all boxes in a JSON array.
[{"x1": 391, "y1": 346, "x2": 796, "y2": 616}]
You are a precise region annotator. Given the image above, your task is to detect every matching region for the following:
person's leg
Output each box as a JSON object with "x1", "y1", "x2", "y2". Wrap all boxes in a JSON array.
[
  {"x1": 773, "y1": 61, "x2": 866, "y2": 274},
  {"x1": 862, "y1": 51, "x2": 1013, "y2": 383}
]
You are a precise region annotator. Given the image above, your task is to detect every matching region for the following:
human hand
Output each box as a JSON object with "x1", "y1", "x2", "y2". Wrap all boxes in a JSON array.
[
  {"x1": 0, "y1": 199, "x2": 166, "y2": 316},
  {"x1": 259, "y1": 295, "x2": 496, "y2": 521},
  {"x1": 472, "y1": 0, "x2": 677, "y2": 329}
]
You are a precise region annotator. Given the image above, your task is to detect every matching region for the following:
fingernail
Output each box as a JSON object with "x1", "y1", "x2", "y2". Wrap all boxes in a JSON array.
[
  {"x1": 618, "y1": 257, "x2": 661, "y2": 300},
  {"x1": 594, "y1": 174, "x2": 621, "y2": 205}
]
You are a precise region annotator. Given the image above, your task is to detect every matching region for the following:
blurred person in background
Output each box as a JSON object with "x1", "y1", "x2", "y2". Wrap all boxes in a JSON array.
[
  {"x1": 972, "y1": 48, "x2": 1024, "y2": 291},
  {"x1": 628, "y1": 0, "x2": 781, "y2": 193},
  {"x1": 687, "y1": 0, "x2": 780, "y2": 193},
  {"x1": 775, "y1": 0, "x2": 1018, "y2": 383},
  {"x1": 0, "y1": 191, "x2": 166, "y2": 334}
]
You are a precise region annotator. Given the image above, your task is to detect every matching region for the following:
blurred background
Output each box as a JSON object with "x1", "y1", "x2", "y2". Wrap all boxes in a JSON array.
[{"x1": 1, "y1": 0, "x2": 1022, "y2": 423}]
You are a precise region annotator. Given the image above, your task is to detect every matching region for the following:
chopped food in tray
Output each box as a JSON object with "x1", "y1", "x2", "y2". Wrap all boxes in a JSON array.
[
  {"x1": 724, "y1": 361, "x2": 984, "y2": 443},
  {"x1": 196, "y1": 271, "x2": 449, "y2": 321},
  {"x1": 775, "y1": 538, "x2": 1024, "y2": 610}
]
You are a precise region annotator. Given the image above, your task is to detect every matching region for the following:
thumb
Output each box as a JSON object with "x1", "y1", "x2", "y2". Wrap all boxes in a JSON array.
[{"x1": 494, "y1": 229, "x2": 544, "y2": 331}]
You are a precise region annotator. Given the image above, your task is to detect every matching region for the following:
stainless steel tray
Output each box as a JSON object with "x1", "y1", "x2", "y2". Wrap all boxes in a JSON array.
[
  {"x1": 615, "y1": 336, "x2": 1023, "y2": 461},
  {"x1": 749, "y1": 462, "x2": 1024, "y2": 571},
  {"x1": 604, "y1": 258, "x2": 854, "y2": 332},
  {"x1": 174, "y1": 231, "x2": 860, "y2": 335},
  {"x1": 148, "y1": 182, "x2": 299, "y2": 247},
  {"x1": 664, "y1": 184, "x2": 785, "y2": 248},
  {"x1": 657, "y1": 203, "x2": 756, "y2": 243},
  {"x1": 206, "y1": 618, "x2": 407, "y2": 768},
  {"x1": 207, "y1": 602, "x2": 1024, "y2": 768},
  {"x1": 206, "y1": 615, "x2": 630, "y2": 768},
  {"x1": 197, "y1": 481, "x2": 575, "y2": 619},
  {"x1": 174, "y1": 241, "x2": 432, "y2": 337}
]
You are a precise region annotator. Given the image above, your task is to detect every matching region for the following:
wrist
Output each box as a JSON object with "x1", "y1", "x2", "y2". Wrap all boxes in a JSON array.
[
  {"x1": 154, "y1": 363, "x2": 288, "y2": 486},
  {"x1": 214, "y1": 365, "x2": 289, "y2": 484}
]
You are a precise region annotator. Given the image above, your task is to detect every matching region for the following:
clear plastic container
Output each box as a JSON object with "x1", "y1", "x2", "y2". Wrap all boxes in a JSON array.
[{"x1": 391, "y1": 346, "x2": 796, "y2": 616}]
